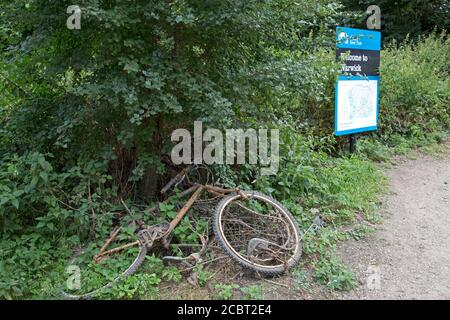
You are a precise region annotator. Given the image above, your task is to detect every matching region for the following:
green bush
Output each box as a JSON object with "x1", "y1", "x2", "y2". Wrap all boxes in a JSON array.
[{"x1": 378, "y1": 33, "x2": 450, "y2": 142}]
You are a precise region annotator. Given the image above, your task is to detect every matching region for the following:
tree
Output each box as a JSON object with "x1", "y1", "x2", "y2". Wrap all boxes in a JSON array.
[{"x1": 1, "y1": 0, "x2": 350, "y2": 201}]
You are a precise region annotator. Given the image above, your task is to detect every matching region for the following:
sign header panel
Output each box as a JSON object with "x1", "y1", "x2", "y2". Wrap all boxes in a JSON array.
[{"x1": 336, "y1": 27, "x2": 381, "y2": 51}]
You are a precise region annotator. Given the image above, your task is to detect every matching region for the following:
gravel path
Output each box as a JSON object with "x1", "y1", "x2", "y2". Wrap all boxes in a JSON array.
[{"x1": 336, "y1": 151, "x2": 450, "y2": 300}]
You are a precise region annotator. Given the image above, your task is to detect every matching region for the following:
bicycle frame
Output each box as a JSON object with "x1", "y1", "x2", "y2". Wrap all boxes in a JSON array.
[{"x1": 93, "y1": 181, "x2": 237, "y2": 262}]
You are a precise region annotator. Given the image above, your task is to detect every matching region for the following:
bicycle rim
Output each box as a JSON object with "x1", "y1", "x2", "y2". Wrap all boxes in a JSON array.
[{"x1": 213, "y1": 191, "x2": 302, "y2": 275}]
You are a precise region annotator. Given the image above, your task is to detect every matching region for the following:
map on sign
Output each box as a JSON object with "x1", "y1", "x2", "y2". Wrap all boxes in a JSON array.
[
  {"x1": 335, "y1": 27, "x2": 381, "y2": 136},
  {"x1": 335, "y1": 79, "x2": 378, "y2": 133}
]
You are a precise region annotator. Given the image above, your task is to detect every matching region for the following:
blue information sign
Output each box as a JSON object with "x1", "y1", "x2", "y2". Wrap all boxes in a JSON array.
[{"x1": 335, "y1": 27, "x2": 381, "y2": 136}]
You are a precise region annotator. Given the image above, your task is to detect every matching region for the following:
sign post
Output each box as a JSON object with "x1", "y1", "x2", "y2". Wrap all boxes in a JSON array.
[{"x1": 335, "y1": 27, "x2": 381, "y2": 153}]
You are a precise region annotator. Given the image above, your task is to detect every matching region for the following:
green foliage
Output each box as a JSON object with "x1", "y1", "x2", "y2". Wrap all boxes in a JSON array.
[
  {"x1": 379, "y1": 33, "x2": 450, "y2": 142},
  {"x1": 341, "y1": 0, "x2": 449, "y2": 42},
  {"x1": 193, "y1": 264, "x2": 211, "y2": 287},
  {"x1": 162, "y1": 267, "x2": 183, "y2": 283},
  {"x1": 357, "y1": 139, "x2": 392, "y2": 162},
  {"x1": 0, "y1": 151, "x2": 114, "y2": 237},
  {"x1": 347, "y1": 224, "x2": 375, "y2": 241},
  {"x1": 0, "y1": 0, "x2": 351, "y2": 168},
  {"x1": 213, "y1": 283, "x2": 267, "y2": 300},
  {"x1": 105, "y1": 273, "x2": 161, "y2": 300},
  {"x1": 292, "y1": 268, "x2": 310, "y2": 290},
  {"x1": 0, "y1": 0, "x2": 449, "y2": 299},
  {"x1": 255, "y1": 131, "x2": 385, "y2": 222},
  {"x1": 214, "y1": 283, "x2": 239, "y2": 300},
  {"x1": 240, "y1": 285, "x2": 264, "y2": 300},
  {"x1": 0, "y1": 233, "x2": 72, "y2": 299},
  {"x1": 314, "y1": 254, "x2": 356, "y2": 291},
  {"x1": 158, "y1": 200, "x2": 208, "y2": 245}
]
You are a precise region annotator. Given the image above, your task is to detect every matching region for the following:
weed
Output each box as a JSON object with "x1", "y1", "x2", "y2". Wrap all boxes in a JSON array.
[
  {"x1": 292, "y1": 268, "x2": 310, "y2": 291},
  {"x1": 314, "y1": 255, "x2": 357, "y2": 291},
  {"x1": 214, "y1": 283, "x2": 239, "y2": 300},
  {"x1": 240, "y1": 285, "x2": 264, "y2": 300}
]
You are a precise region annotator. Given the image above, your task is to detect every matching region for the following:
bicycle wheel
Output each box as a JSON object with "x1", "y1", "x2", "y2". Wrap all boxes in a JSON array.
[
  {"x1": 213, "y1": 191, "x2": 302, "y2": 276},
  {"x1": 61, "y1": 228, "x2": 147, "y2": 299}
]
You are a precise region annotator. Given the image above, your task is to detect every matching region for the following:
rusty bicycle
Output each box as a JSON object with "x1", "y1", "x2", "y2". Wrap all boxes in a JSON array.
[{"x1": 62, "y1": 165, "x2": 302, "y2": 299}]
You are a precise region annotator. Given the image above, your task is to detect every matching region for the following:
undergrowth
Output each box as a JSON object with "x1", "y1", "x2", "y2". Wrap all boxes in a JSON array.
[{"x1": 1, "y1": 33, "x2": 448, "y2": 299}]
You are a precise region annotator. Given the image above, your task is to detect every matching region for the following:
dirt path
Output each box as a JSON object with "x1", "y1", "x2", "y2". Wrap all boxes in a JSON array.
[{"x1": 336, "y1": 150, "x2": 450, "y2": 300}]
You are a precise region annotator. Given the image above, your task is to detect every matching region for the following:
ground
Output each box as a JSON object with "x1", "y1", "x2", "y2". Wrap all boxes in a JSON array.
[{"x1": 334, "y1": 148, "x2": 450, "y2": 299}]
